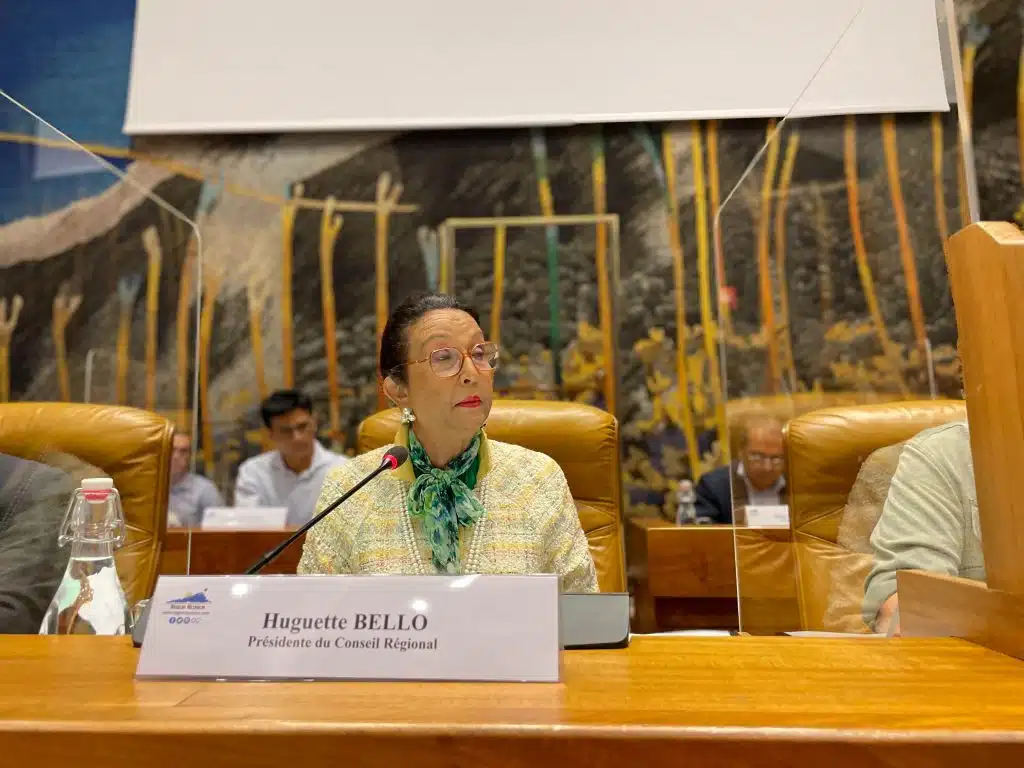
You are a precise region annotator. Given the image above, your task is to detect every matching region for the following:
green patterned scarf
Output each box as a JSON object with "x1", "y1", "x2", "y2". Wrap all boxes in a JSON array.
[{"x1": 406, "y1": 429, "x2": 486, "y2": 574}]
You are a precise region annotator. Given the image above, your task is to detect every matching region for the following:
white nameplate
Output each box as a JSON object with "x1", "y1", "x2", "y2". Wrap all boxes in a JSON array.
[
  {"x1": 744, "y1": 504, "x2": 790, "y2": 528},
  {"x1": 201, "y1": 506, "x2": 288, "y2": 530},
  {"x1": 136, "y1": 574, "x2": 560, "y2": 682}
]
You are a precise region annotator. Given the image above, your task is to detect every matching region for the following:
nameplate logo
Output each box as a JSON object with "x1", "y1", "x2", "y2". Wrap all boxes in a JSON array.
[
  {"x1": 136, "y1": 574, "x2": 560, "y2": 682},
  {"x1": 744, "y1": 504, "x2": 790, "y2": 528},
  {"x1": 201, "y1": 506, "x2": 288, "y2": 530}
]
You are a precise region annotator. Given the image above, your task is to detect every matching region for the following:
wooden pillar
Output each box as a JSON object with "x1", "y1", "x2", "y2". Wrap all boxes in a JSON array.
[{"x1": 900, "y1": 222, "x2": 1024, "y2": 659}]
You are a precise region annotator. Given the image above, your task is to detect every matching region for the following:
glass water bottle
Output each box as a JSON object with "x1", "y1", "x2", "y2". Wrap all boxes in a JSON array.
[
  {"x1": 675, "y1": 480, "x2": 698, "y2": 525},
  {"x1": 40, "y1": 477, "x2": 131, "y2": 635}
]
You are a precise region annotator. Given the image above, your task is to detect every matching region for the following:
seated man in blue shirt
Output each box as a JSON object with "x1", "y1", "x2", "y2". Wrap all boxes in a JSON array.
[
  {"x1": 168, "y1": 431, "x2": 224, "y2": 528},
  {"x1": 233, "y1": 390, "x2": 346, "y2": 526}
]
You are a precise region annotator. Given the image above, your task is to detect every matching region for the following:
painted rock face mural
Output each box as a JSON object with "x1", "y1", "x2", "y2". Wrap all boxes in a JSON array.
[{"x1": 0, "y1": 1, "x2": 1014, "y2": 522}]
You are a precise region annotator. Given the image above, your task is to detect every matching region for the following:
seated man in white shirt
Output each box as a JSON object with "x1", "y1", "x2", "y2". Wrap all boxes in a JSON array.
[{"x1": 233, "y1": 389, "x2": 346, "y2": 526}]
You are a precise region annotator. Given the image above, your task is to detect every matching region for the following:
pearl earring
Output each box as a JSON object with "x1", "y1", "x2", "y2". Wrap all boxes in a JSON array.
[{"x1": 400, "y1": 407, "x2": 416, "y2": 424}]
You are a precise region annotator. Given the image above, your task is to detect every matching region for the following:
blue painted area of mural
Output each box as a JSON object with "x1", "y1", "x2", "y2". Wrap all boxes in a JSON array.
[{"x1": 0, "y1": 0, "x2": 136, "y2": 225}]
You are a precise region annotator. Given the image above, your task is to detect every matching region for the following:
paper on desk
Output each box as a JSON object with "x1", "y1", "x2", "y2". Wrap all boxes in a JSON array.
[
  {"x1": 632, "y1": 630, "x2": 734, "y2": 637},
  {"x1": 783, "y1": 631, "x2": 885, "y2": 638}
]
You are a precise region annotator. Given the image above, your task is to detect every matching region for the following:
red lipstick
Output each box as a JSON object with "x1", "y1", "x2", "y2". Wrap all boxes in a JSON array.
[{"x1": 456, "y1": 395, "x2": 482, "y2": 408}]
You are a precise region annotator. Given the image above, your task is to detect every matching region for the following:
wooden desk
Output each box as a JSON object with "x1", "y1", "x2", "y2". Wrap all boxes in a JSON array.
[
  {"x1": 161, "y1": 529, "x2": 304, "y2": 576},
  {"x1": 628, "y1": 519, "x2": 739, "y2": 632},
  {"x1": 3, "y1": 635, "x2": 1024, "y2": 766},
  {"x1": 629, "y1": 519, "x2": 802, "y2": 634}
]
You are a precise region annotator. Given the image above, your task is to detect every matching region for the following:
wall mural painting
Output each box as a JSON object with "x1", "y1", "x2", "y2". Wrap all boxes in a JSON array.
[{"x1": 0, "y1": 1, "x2": 1020, "y2": 518}]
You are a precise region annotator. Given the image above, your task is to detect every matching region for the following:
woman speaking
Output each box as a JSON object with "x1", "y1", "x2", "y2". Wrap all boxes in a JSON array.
[{"x1": 298, "y1": 292, "x2": 598, "y2": 592}]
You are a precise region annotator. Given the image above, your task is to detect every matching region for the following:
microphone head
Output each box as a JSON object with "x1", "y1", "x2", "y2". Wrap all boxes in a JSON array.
[{"x1": 381, "y1": 446, "x2": 409, "y2": 471}]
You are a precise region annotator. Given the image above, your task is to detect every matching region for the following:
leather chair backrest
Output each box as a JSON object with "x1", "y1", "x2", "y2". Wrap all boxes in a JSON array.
[
  {"x1": 785, "y1": 399, "x2": 967, "y2": 630},
  {"x1": 0, "y1": 403, "x2": 174, "y2": 606},
  {"x1": 358, "y1": 400, "x2": 626, "y2": 592},
  {"x1": 726, "y1": 391, "x2": 907, "y2": 454}
]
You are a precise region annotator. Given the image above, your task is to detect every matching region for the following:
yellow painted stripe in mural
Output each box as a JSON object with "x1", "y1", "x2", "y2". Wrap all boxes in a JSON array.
[
  {"x1": 756, "y1": 120, "x2": 782, "y2": 393},
  {"x1": 280, "y1": 184, "x2": 300, "y2": 389},
  {"x1": 691, "y1": 121, "x2": 727, "y2": 466},
  {"x1": 843, "y1": 116, "x2": 910, "y2": 396},
  {"x1": 0, "y1": 132, "x2": 419, "y2": 215},
  {"x1": 661, "y1": 127, "x2": 701, "y2": 483},
  {"x1": 931, "y1": 114, "x2": 950, "y2": 245},
  {"x1": 706, "y1": 119, "x2": 731, "y2": 336},
  {"x1": 0, "y1": 296, "x2": 23, "y2": 403},
  {"x1": 882, "y1": 115, "x2": 927, "y2": 353},
  {"x1": 199, "y1": 267, "x2": 223, "y2": 473},
  {"x1": 176, "y1": 237, "x2": 196, "y2": 430},
  {"x1": 246, "y1": 280, "x2": 269, "y2": 401},
  {"x1": 319, "y1": 198, "x2": 345, "y2": 442},
  {"x1": 590, "y1": 131, "x2": 616, "y2": 413},
  {"x1": 491, "y1": 222, "x2": 506, "y2": 348},
  {"x1": 0, "y1": 132, "x2": 137, "y2": 160},
  {"x1": 774, "y1": 130, "x2": 800, "y2": 394},
  {"x1": 53, "y1": 284, "x2": 81, "y2": 403}
]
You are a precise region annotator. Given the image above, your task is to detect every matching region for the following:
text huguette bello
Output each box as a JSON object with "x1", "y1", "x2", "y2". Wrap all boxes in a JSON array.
[{"x1": 261, "y1": 612, "x2": 428, "y2": 634}]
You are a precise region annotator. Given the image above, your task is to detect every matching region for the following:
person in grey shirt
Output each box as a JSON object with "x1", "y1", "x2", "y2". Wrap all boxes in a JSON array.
[
  {"x1": 863, "y1": 421, "x2": 981, "y2": 635},
  {"x1": 0, "y1": 453, "x2": 75, "y2": 633},
  {"x1": 233, "y1": 390, "x2": 346, "y2": 527},
  {"x1": 168, "y1": 431, "x2": 224, "y2": 528}
]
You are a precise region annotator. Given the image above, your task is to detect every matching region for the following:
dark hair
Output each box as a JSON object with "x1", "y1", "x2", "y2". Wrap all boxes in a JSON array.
[
  {"x1": 379, "y1": 292, "x2": 479, "y2": 381},
  {"x1": 260, "y1": 389, "x2": 313, "y2": 428}
]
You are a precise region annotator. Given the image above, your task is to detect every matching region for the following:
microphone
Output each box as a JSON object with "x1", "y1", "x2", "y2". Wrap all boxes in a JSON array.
[{"x1": 243, "y1": 446, "x2": 409, "y2": 575}]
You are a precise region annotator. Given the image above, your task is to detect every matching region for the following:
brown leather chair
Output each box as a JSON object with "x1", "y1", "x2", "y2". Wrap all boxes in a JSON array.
[
  {"x1": 358, "y1": 400, "x2": 626, "y2": 593},
  {"x1": 726, "y1": 391, "x2": 907, "y2": 454},
  {"x1": 784, "y1": 400, "x2": 967, "y2": 631},
  {"x1": 720, "y1": 393, "x2": 906, "y2": 633},
  {"x1": 0, "y1": 403, "x2": 174, "y2": 606}
]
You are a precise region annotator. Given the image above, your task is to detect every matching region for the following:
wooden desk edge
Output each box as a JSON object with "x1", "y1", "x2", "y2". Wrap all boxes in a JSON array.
[
  {"x1": 6, "y1": 636, "x2": 1024, "y2": 767},
  {"x1": 3, "y1": 718, "x2": 1024, "y2": 744}
]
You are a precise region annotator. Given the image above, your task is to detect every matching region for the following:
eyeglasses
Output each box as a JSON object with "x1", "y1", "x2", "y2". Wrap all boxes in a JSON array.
[
  {"x1": 407, "y1": 342, "x2": 500, "y2": 379},
  {"x1": 746, "y1": 451, "x2": 785, "y2": 468}
]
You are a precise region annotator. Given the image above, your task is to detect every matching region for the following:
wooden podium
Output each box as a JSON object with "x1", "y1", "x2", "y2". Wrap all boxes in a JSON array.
[{"x1": 899, "y1": 222, "x2": 1024, "y2": 658}]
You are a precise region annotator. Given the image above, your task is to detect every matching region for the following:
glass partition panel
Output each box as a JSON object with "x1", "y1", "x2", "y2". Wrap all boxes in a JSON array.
[
  {"x1": 0, "y1": 89, "x2": 202, "y2": 621},
  {"x1": 443, "y1": 206, "x2": 621, "y2": 413},
  {"x1": 714, "y1": 0, "x2": 977, "y2": 635},
  {"x1": 120, "y1": 124, "x2": 631, "y2": 596}
]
